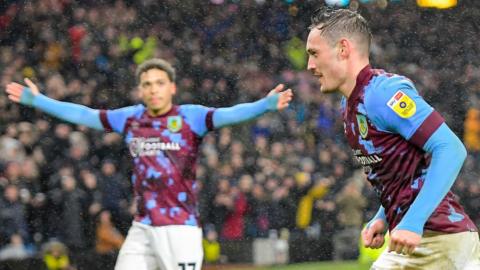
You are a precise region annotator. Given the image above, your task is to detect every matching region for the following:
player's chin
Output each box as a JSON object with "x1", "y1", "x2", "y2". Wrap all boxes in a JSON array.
[
  {"x1": 149, "y1": 104, "x2": 165, "y2": 112},
  {"x1": 320, "y1": 86, "x2": 335, "y2": 93},
  {"x1": 152, "y1": 105, "x2": 167, "y2": 111}
]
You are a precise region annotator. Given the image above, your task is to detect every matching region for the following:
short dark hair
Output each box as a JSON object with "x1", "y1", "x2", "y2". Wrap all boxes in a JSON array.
[
  {"x1": 135, "y1": 58, "x2": 176, "y2": 84},
  {"x1": 309, "y1": 7, "x2": 372, "y2": 51}
]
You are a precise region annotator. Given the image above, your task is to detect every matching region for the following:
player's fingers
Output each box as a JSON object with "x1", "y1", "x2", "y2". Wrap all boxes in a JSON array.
[
  {"x1": 279, "y1": 93, "x2": 292, "y2": 102},
  {"x1": 280, "y1": 100, "x2": 291, "y2": 108},
  {"x1": 278, "y1": 88, "x2": 291, "y2": 97},
  {"x1": 283, "y1": 88, "x2": 293, "y2": 94},
  {"x1": 6, "y1": 83, "x2": 24, "y2": 94},
  {"x1": 24, "y1": 78, "x2": 39, "y2": 94},
  {"x1": 362, "y1": 228, "x2": 374, "y2": 247},
  {"x1": 272, "y1": 84, "x2": 285, "y2": 93},
  {"x1": 8, "y1": 95, "x2": 21, "y2": 103},
  {"x1": 372, "y1": 234, "x2": 384, "y2": 248},
  {"x1": 388, "y1": 238, "x2": 396, "y2": 252},
  {"x1": 281, "y1": 94, "x2": 293, "y2": 103},
  {"x1": 405, "y1": 244, "x2": 415, "y2": 255},
  {"x1": 6, "y1": 82, "x2": 24, "y2": 91},
  {"x1": 6, "y1": 86, "x2": 22, "y2": 97},
  {"x1": 372, "y1": 235, "x2": 382, "y2": 248},
  {"x1": 394, "y1": 241, "x2": 405, "y2": 254},
  {"x1": 7, "y1": 89, "x2": 23, "y2": 98},
  {"x1": 24, "y1": 77, "x2": 34, "y2": 87}
]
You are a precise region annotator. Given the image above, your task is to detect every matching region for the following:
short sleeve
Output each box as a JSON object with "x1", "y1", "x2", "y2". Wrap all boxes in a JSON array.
[
  {"x1": 179, "y1": 105, "x2": 215, "y2": 137},
  {"x1": 100, "y1": 104, "x2": 145, "y2": 133},
  {"x1": 364, "y1": 75, "x2": 444, "y2": 147}
]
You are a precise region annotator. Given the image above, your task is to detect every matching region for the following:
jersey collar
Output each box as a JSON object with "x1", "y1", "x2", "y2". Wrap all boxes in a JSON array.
[{"x1": 348, "y1": 64, "x2": 374, "y2": 104}]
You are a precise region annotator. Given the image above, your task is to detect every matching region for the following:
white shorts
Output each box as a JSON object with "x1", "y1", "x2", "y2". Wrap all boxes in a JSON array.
[
  {"x1": 115, "y1": 222, "x2": 203, "y2": 270},
  {"x1": 371, "y1": 231, "x2": 480, "y2": 270}
]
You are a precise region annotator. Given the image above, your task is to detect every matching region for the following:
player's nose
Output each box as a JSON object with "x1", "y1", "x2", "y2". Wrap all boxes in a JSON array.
[
  {"x1": 307, "y1": 57, "x2": 316, "y2": 72},
  {"x1": 150, "y1": 85, "x2": 161, "y2": 94}
]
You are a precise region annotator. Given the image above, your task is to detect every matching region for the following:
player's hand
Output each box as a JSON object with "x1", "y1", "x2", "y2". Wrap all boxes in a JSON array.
[
  {"x1": 267, "y1": 84, "x2": 293, "y2": 111},
  {"x1": 362, "y1": 219, "x2": 387, "y2": 249},
  {"x1": 388, "y1": 229, "x2": 421, "y2": 255},
  {"x1": 6, "y1": 78, "x2": 39, "y2": 105}
]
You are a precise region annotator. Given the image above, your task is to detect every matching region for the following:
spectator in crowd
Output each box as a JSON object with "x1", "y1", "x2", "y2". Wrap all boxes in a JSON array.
[
  {"x1": 333, "y1": 179, "x2": 367, "y2": 261},
  {"x1": 95, "y1": 210, "x2": 125, "y2": 270},
  {"x1": 42, "y1": 241, "x2": 75, "y2": 270},
  {"x1": 0, "y1": 185, "x2": 29, "y2": 246},
  {"x1": 98, "y1": 159, "x2": 131, "y2": 234},
  {"x1": 0, "y1": 233, "x2": 29, "y2": 261},
  {"x1": 202, "y1": 225, "x2": 221, "y2": 264},
  {"x1": 47, "y1": 175, "x2": 88, "y2": 268},
  {"x1": 79, "y1": 168, "x2": 103, "y2": 250}
]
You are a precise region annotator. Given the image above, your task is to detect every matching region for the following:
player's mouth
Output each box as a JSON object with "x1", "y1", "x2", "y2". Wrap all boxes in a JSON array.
[{"x1": 150, "y1": 97, "x2": 162, "y2": 104}]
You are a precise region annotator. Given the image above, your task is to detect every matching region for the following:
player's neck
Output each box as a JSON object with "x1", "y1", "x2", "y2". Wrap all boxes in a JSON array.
[
  {"x1": 148, "y1": 103, "x2": 173, "y2": 117},
  {"x1": 340, "y1": 58, "x2": 370, "y2": 98}
]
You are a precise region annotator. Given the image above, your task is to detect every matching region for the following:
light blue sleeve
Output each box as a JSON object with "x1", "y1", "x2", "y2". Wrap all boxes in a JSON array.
[
  {"x1": 367, "y1": 206, "x2": 387, "y2": 230},
  {"x1": 180, "y1": 94, "x2": 280, "y2": 137},
  {"x1": 21, "y1": 89, "x2": 103, "y2": 130},
  {"x1": 212, "y1": 94, "x2": 279, "y2": 129},
  {"x1": 364, "y1": 75, "x2": 464, "y2": 235},
  {"x1": 394, "y1": 123, "x2": 466, "y2": 235},
  {"x1": 104, "y1": 105, "x2": 145, "y2": 133},
  {"x1": 179, "y1": 105, "x2": 213, "y2": 137},
  {"x1": 21, "y1": 87, "x2": 144, "y2": 133},
  {"x1": 364, "y1": 75, "x2": 433, "y2": 139}
]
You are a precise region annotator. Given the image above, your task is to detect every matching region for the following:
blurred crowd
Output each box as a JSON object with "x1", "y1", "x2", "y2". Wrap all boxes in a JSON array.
[{"x1": 1, "y1": 0, "x2": 480, "y2": 268}]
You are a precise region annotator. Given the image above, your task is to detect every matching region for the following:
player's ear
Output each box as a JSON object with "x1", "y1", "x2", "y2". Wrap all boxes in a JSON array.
[
  {"x1": 338, "y1": 38, "x2": 350, "y2": 59},
  {"x1": 171, "y1": 83, "x2": 177, "y2": 96}
]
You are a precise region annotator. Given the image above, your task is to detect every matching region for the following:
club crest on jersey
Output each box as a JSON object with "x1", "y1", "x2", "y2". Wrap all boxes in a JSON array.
[
  {"x1": 356, "y1": 114, "x2": 368, "y2": 138},
  {"x1": 167, "y1": 116, "x2": 182, "y2": 133},
  {"x1": 387, "y1": 90, "x2": 416, "y2": 118}
]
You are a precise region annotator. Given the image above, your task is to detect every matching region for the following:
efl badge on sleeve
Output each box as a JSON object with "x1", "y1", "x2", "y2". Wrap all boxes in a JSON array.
[
  {"x1": 387, "y1": 90, "x2": 416, "y2": 118},
  {"x1": 167, "y1": 116, "x2": 182, "y2": 133},
  {"x1": 356, "y1": 114, "x2": 369, "y2": 139}
]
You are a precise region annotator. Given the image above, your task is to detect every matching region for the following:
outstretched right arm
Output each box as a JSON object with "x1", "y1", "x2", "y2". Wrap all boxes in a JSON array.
[{"x1": 6, "y1": 78, "x2": 103, "y2": 130}]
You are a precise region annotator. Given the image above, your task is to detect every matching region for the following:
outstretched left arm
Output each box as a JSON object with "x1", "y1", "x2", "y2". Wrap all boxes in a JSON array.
[{"x1": 212, "y1": 84, "x2": 293, "y2": 129}]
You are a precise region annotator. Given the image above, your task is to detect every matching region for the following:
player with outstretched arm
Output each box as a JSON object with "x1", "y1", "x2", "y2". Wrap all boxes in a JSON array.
[{"x1": 6, "y1": 58, "x2": 293, "y2": 270}]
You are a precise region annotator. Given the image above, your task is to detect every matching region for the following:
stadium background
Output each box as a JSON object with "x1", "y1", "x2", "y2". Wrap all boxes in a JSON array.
[{"x1": 0, "y1": 0, "x2": 479, "y2": 269}]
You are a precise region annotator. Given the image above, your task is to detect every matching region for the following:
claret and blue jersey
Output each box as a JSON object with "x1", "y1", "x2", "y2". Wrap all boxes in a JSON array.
[
  {"x1": 22, "y1": 83, "x2": 278, "y2": 228},
  {"x1": 99, "y1": 104, "x2": 215, "y2": 227},
  {"x1": 343, "y1": 65, "x2": 477, "y2": 233}
]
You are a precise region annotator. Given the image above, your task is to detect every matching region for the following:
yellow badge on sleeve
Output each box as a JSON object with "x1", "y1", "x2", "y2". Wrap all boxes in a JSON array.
[{"x1": 386, "y1": 90, "x2": 416, "y2": 118}]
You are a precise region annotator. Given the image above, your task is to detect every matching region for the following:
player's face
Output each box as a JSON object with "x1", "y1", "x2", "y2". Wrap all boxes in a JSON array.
[
  {"x1": 306, "y1": 28, "x2": 347, "y2": 93},
  {"x1": 139, "y1": 69, "x2": 176, "y2": 115}
]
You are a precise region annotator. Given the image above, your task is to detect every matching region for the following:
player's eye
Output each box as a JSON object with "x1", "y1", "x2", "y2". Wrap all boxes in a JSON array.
[{"x1": 155, "y1": 80, "x2": 165, "y2": 86}]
